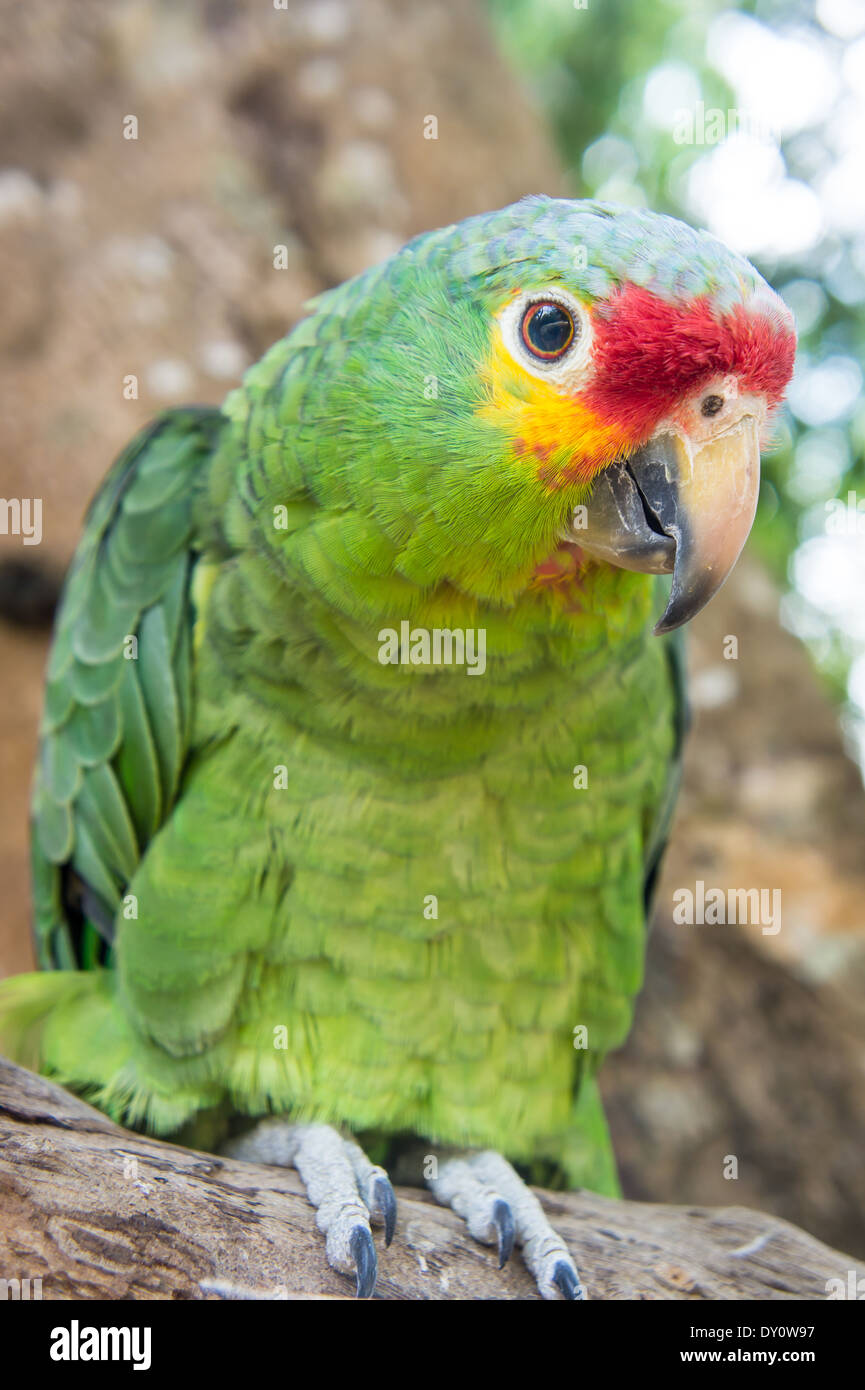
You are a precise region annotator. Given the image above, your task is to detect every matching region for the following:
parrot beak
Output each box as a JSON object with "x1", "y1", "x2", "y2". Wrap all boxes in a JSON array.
[{"x1": 571, "y1": 412, "x2": 762, "y2": 634}]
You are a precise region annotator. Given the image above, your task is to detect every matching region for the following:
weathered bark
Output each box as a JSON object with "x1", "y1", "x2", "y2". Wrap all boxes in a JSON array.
[{"x1": 0, "y1": 1058, "x2": 857, "y2": 1301}]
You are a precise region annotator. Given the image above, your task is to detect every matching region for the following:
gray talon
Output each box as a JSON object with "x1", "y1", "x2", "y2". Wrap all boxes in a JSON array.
[
  {"x1": 552, "y1": 1259, "x2": 585, "y2": 1301},
  {"x1": 492, "y1": 1197, "x2": 515, "y2": 1267},
  {"x1": 350, "y1": 1225, "x2": 378, "y2": 1298},
  {"x1": 372, "y1": 1173, "x2": 398, "y2": 1247},
  {"x1": 428, "y1": 1150, "x2": 585, "y2": 1299},
  {"x1": 224, "y1": 1122, "x2": 394, "y2": 1297}
]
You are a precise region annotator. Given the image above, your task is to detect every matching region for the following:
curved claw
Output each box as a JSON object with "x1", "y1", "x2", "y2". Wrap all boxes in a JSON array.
[
  {"x1": 551, "y1": 1259, "x2": 585, "y2": 1301},
  {"x1": 371, "y1": 1172, "x2": 398, "y2": 1247},
  {"x1": 349, "y1": 1225, "x2": 378, "y2": 1299},
  {"x1": 491, "y1": 1197, "x2": 515, "y2": 1268}
]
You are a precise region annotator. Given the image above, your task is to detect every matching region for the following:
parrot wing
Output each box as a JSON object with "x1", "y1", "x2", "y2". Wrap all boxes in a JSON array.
[
  {"x1": 642, "y1": 621, "x2": 690, "y2": 923},
  {"x1": 31, "y1": 407, "x2": 224, "y2": 970}
]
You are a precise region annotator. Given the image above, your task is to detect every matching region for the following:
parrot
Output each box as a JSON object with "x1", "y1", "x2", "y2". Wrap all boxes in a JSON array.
[{"x1": 0, "y1": 196, "x2": 796, "y2": 1299}]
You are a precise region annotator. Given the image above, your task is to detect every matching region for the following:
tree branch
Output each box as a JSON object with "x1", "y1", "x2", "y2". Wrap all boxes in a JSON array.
[{"x1": 0, "y1": 1057, "x2": 853, "y2": 1300}]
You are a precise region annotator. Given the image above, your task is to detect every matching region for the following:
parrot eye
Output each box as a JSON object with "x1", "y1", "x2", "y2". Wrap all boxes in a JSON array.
[
  {"x1": 520, "y1": 301, "x2": 576, "y2": 360},
  {"x1": 701, "y1": 394, "x2": 725, "y2": 417},
  {"x1": 499, "y1": 287, "x2": 591, "y2": 382}
]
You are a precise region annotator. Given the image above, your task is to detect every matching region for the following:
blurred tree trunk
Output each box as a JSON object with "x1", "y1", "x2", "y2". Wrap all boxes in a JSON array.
[{"x1": 0, "y1": 0, "x2": 864, "y2": 1270}]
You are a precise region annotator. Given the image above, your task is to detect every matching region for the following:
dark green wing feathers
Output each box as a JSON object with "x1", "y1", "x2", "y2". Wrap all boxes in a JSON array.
[
  {"x1": 31, "y1": 408, "x2": 224, "y2": 970},
  {"x1": 642, "y1": 622, "x2": 690, "y2": 922}
]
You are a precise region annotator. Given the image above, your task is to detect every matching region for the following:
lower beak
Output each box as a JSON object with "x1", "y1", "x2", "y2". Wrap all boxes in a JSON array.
[{"x1": 571, "y1": 415, "x2": 761, "y2": 634}]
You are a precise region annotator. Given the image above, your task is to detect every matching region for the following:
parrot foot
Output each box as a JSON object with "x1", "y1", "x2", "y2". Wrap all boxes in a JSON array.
[
  {"x1": 427, "y1": 1149, "x2": 586, "y2": 1300},
  {"x1": 222, "y1": 1119, "x2": 396, "y2": 1298}
]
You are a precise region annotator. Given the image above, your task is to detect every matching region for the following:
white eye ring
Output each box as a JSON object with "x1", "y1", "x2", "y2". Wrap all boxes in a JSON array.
[{"x1": 498, "y1": 287, "x2": 594, "y2": 386}]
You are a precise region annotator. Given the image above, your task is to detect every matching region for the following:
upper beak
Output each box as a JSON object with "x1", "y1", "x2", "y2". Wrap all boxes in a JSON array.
[{"x1": 570, "y1": 414, "x2": 761, "y2": 634}]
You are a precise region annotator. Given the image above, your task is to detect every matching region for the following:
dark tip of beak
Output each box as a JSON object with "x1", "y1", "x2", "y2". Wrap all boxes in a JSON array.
[
  {"x1": 653, "y1": 609, "x2": 685, "y2": 636},
  {"x1": 653, "y1": 560, "x2": 728, "y2": 635}
]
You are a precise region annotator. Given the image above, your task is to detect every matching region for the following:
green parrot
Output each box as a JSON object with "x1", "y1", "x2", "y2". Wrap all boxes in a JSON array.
[{"x1": 0, "y1": 197, "x2": 795, "y2": 1299}]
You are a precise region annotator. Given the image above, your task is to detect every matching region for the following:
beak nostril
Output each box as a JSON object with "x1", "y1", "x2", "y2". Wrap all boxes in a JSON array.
[{"x1": 701, "y1": 394, "x2": 725, "y2": 417}]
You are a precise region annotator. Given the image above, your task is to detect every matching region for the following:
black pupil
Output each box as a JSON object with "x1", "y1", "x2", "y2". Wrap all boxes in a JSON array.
[
  {"x1": 702, "y1": 394, "x2": 724, "y2": 417},
  {"x1": 526, "y1": 303, "x2": 572, "y2": 355}
]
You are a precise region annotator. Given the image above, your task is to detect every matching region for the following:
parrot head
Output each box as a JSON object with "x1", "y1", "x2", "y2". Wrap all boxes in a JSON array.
[
  {"x1": 264, "y1": 196, "x2": 796, "y2": 631},
  {"x1": 454, "y1": 197, "x2": 797, "y2": 631}
]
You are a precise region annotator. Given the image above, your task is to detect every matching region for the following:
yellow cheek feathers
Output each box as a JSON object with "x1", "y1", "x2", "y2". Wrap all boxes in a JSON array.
[{"x1": 476, "y1": 333, "x2": 633, "y2": 490}]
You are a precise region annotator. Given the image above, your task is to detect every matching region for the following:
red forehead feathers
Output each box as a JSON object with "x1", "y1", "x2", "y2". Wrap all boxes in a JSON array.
[{"x1": 583, "y1": 284, "x2": 796, "y2": 438}]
